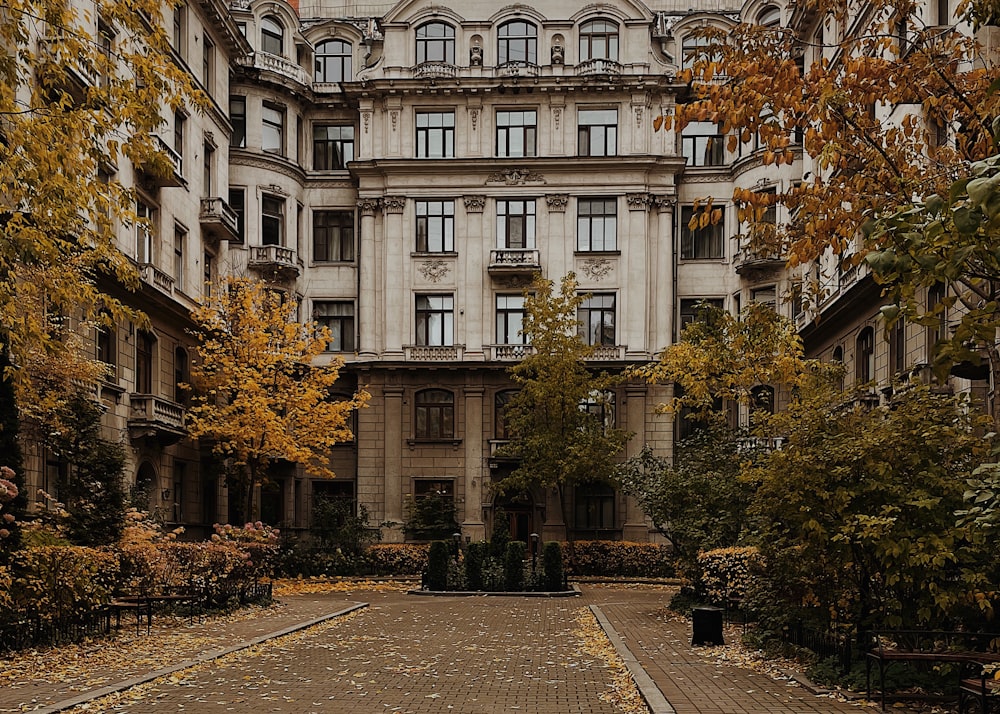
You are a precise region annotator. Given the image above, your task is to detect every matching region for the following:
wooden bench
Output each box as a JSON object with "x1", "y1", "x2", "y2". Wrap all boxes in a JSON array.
[
  {"x1": 866, "y1": 630, "x2": 1000, "y2": 711},
  {"x1": 109, "y1": 586, "x2": 206, "y2": 635},
  {"x1": 959, "y1": 661, "x2": 1000, "y2": 714}
]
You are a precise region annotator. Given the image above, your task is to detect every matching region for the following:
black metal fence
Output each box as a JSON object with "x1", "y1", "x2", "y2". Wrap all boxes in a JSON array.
[
  {"x1": 0, "y1": 608, "x2": 113, "y2": 653},
  {"x1": 784, "y1": 622, "x2": 855, "y2": 672}
]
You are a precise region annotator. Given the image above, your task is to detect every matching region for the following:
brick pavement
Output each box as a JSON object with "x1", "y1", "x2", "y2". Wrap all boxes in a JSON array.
[{"x1": 0, "y1": 585, "x2": 878, "y2": 714}]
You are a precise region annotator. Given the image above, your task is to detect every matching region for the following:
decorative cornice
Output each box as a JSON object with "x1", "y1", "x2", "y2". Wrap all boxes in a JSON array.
[
  {"x1": 357, "y1": 197, "x2": 382, "y2": 215},
  {"x1": 463, "y1": 195, "x2": 486, "y2": 212},
  {"x1": 545, "y1": 193, "x2": 569, "y2": 212},
  {"x1": 230, "y1": 151, "x2": 307, "y2": 184},
  {"x1": 497, "y1": 275, "x2": 533, "y2": 289},
  {"x1": 418, "y1": 260, "x2": 450, "y2": 283},
  {"x1": 383, "y1": 196, "x2": 406, "y2": 214},
  {"x1": 626, "y1": 192, "x2": 653, "y2": 211},
  {"x1": 652, "y1": 194, "x2": 677, "y2": 212},
  {"x1": 580, "y1": 257, "x2": 614, "y2": 281},
  {"x1": 486, "y1": 168, "x2": 546, "y2": 185}
]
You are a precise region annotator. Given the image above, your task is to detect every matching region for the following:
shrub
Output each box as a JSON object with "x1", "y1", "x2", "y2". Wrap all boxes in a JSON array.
[
  {"x1": 8, "y1": 546, "x2": 118, "y2": 622},
  {"x1": 364, "y1": 543, "x2": 428, "y2": 575},
  {"x1": 697, "y1": 546, "x2": 762, "y2": 604},
  {"x1": 464, "y1": 541, "x2": 487, "y2": 591},
  {"x1": 403, "y1": 493, "x2": 459, "y2": 541},
  {"x1": 564, "y1": 540, "x2": 675, "y2": 578},
  {"x1": 426, "y1": 541, "x2": 450, "y2": 590},
  {"x1": 542, "y1": 541, "x2": 564, "y2": 591},
  {"x1": 504, "y1": 541, "x2": 525, "y2": 591}
]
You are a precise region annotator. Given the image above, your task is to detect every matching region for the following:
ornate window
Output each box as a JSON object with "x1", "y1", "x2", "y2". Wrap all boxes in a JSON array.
[
  {"x1": 416, "y1": 22, "x2": 455, "y2": 64},
  {"x1": 498, "y1": 20, "x2": 537, "y2": 64},
  {"x1": 415, "y1": 389, "x2": 455, "y2": 439},
  {"x1": 579, "y1": 20, "x2": 619, "y2": 61},
  {"x1": 315, "y1": 39, "x2": 352, "y2": 82},
  {"x1": 261, "y1": 16, "x2": 284, "y2": 56},
  {"x1": 496, "y1": 110, "x2": 536, "y2": 157}
]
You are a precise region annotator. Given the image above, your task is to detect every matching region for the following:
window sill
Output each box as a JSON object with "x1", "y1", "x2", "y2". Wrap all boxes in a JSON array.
[
  {"x1": 311, "y1": 260, "x2": 356, "y2": 267},
  {"x1": 411, "y1": 251, "x2": 458, "y2": 258},
  {"x1": 574, "y1": 250, "x2": 620, "y2": 257},
  {"x1": 406, "y1": 438, "x2": 463, "y2": 450},
  {"x1": 678, "y1": 257, "x2": 726, "y2": 262}
]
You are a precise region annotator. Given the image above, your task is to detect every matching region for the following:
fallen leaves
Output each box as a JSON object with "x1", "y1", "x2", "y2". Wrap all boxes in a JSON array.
[
  {"x1": 574, "y1": 608, "x2": 652, "y2": 714},
  {"x1": 272, "y1": 577, "x2": 414, "y2": 596}
]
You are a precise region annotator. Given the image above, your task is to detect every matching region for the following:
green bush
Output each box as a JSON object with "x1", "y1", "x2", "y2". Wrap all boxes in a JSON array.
[
  {"x1": 564, "y1": 540, "x2": 675, "y2": 578},
  {"x1": 697, "y1": 546, "x2": 762, "y2": 604},
  {"x1": 504, "y1": 541, "x2": 525, "y2": 591},
  {"x1": 542, "y1": 541, "x2": 564, "y2": 591},
  {"x1": 7, "y1": 546, "x2": 118, "y2": 623},
  {"x1": 426, "y1": 541, "x2": 450, "y2": 590},
  {"x1": 363, "y1": 543, "x2": 428, "y2": 575},
  {"x1": 464, "y1": 541, "x2": 487, "y2": 591}
]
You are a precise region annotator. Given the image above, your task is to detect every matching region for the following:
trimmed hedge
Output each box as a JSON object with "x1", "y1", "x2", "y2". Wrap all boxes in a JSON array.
[
  {"x1": 542, "y1": 541, "x2": 564, "y2": 591},
  {"x1": 5, "y1": 546, "x2": 118, "y2": 625},
  {"x1": 364, "y1": 543, "x2": 429, "y2": 575},
  {"x1": 426, "y1": 541, "x2": 450, "y2": 590},
  {"x1": 697, "y1": 546, "x2": 762, "y2": 604},
  {"x1": 504, "y1": 541, "x2": 526, "y2": 591},
  {"x1": 563, "y1": 540, "x2": 675, "y2": 578}
]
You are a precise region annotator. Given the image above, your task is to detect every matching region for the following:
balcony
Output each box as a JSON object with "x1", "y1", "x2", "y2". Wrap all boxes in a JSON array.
[
  {"x1": 128, "y1": 394, "x2": 186, "y2": 445},
  {"x1": 487, "y1": 344, "x2": 535, "y2": 361},
  {"x1": 248, "y1": 244, "x2": 300, "y2": 278},
  {"x1": 495, "y1": 61, "x2": 540, "y2": 78},
  {"x1": 588, "y1": 345, "x2": 626, "y2": 361},
  {"x1": 139, "y1": 263, "x2": 174, "y2": 297},
  {"x1": 734, "y1": 247, "x2": 785, "y2": 275},
  {"x1": 139, "y1": 136, "x2": 184, "y2": 188},
  {"x1": 38, "y1": 35, "x2": 99, "y2": 100},
  {"x1": 199, "y1": 197, "x2": 240, "y2": 242},
  {"x1": 403, "y1": 345, "x2": 465, "y2": 361},
  {"x1": 235, "y1": 52, "x2": 311, "y2": 86},
  {"x1": 488, "y1": 249, "x2": 540, "y2": 276},
  {"x1": 575, "y1": 58, "x2": 623, "y2": 76},
  {"x1": 413, "y1": 62, "x2": 459, "y2": 79}
]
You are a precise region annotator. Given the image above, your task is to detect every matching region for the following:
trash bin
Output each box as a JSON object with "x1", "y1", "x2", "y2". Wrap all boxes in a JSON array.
[{"x1": 691, "y1": 606, "x2": 725, "y2": 646}]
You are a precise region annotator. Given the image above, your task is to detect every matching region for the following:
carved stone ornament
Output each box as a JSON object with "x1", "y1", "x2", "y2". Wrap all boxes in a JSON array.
[
  {"x1": 499, "y1": 275, "x2": 533, "y2": 289},
  {"x1": 487, "y1": 168, "x2": 545, "y2": 185},
  {"x1": 357, "y1": 197, "x2": 382, "y2": 215},
  {"x1": 418, "y1": 260, "x2": 450, "y2": 283},
  {"x1": 470, "y1": 45, "x2": 483, "y2": 66},
  {"x1": 553, "y1": 107, "x2": 561, "y2": 130},
  {"x1": 634, "y1": 106, "x2": 643, "y2": 128},
  {"x1": 469, "y1": 107, "x2": 480, "y2": 132},
  {"x1": 626, "y1": 192, "x2": 653, "y2": 210},
  {"x1": 383, "y1": 196, "x2": 406, "y2": 213},
  {"x1": 363, "y1": 112, "x2": 371, "y2": 134},
  {"x1": 545, "y1": 194, "x2": 569, "y2": 212},
  {"x1": 390, "y1": 110, "x2": 398, "y2": 132},
  {"x1": 652, "y1": 194, "x2": 677, "y2": 212},
  {"x1": 581, "y1": 257, "x2": 614, "y2": 281},
  {"x1": 463, "y1": 195, "x2": 486, "y2": 212}
]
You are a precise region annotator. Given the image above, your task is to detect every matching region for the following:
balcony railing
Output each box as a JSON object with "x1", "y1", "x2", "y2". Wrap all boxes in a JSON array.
[
  {"x1": 588, "y1": 345, "x2": 625, "y2": 361},
  {"x1": 139, "y1": 263, "x2": 174, "y2": 296},
  {"x1": 39, "y1": 34, "x2": 99, "y2": 92},
  {"x1": 413, "y1": 62, "x2": 459, "y2": 79},
  {"x1": 403, "y1": 345, "x2": 464, "y2": 361},
  {"x1": 248, "y1": 245, "x2": 300, "y2": 277},
  {"x1": 487, "y1": 344, "x2": 535, "y2": 361},
  {"x1": 495, "y1": 61, "x2": 540, "y2": 77},
  {"x1": 236, "y1": 52, "x2": 311, "y2": 86},
  {"x1": 128, "y1": 394, "x2": 186, "y2": 444},
  {"x1": 488, "y1": 249, "x2": 540, "y2": 275},
  {"x1": 199, "y1": 197, "x2": 240, "y2": 242},
  {"x1": 138, "y1": 136, "x2": 184, "y2": 188},
  {"x1": 575, "y1": 58, "x2": 623, "y2": 76},
  {"x1": 734, "y1": 247, "x2": 785, "y2": 275}
]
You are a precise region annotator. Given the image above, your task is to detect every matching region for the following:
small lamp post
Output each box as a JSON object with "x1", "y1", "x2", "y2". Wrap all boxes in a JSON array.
[
  {"x1": 452, "y1": 532, "x2": 461, "y2": 562},
  {"x1": 530, "y1": 533, "x2": 539, "y2": 573}
]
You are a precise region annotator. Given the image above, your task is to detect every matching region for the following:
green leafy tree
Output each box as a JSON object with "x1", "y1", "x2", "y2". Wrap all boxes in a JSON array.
[
  {"x1": 186, "y1": 277, "x2": 370, "y2": 524},
  {"x1": 747, "y1": 384, "x2": 997, "y2": 634},
  {"x1": 402, "y1": 492, "x2": 459, "y2": 542},
  {"x1": 496, "y1": 273, "x2": 631, "y2": 519}
]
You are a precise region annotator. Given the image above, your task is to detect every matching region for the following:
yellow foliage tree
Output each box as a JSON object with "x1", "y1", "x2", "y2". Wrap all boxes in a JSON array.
[
  {"x1": 0, "y1": 0, "x2": 201, "y2": 415},
  {"x1": 186, "y1": 277, "x2": 370, "y2": 523}
]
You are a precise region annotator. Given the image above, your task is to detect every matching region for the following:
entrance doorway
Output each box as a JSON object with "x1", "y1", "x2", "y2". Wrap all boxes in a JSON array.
[{"x1": 494, "y1": 491, "x2": 534, "y2": 543}]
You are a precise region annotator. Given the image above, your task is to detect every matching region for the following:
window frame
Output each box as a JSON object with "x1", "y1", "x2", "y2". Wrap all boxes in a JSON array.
[
  {"x1": 415, "y1": 200, "x2": 455, "y2": 253},
  {"x1": 230, "y1": 96, "x2": 246, "y2": 148},
  {"x1": 313, "y1": 124, "x2": 355, "y2": 170},
  {"x1": 261, "y1": 195, "x2": 284, "y2": 246},
  {"x1": 680, "y1": 205, "x2": 726, "y2": 260},
  {"x1": 229, "y1": 187, "x2": 245, "y2": 242},
  {"x1": 415, "y1": 111, "x2": 455, "y2": 159},
  {"x1": 498, "y1": 20, "x2": 537, "y2": 65},
  {"x1": 414, "y1": 389, "x2": 455, "y2": 439},
  {"x1": 577, "y1": 293, "x2": 616, "y2": 346},
  {"x1": 576, "y1": 197, "x2": 617, "y2": 252},
  {"x1": 315, "y1": 39, "x2": 352, "y2": 82},
  {"x1": 856, "y1": 326, "x2": 875, "y2": 383},
  {"x1": 261, "y1": 15, "x2": 284, "y2": 56},
  {"x1": 496, "y1": 198, "x2": 536, "y2": 249},
  {"x1": 495, "y1": 294, "x2": 526, "y2": 345},
  {"x1": 415, "y1": 294, "x2": 454, "y2": 346},
  {"x1": 574, "y1": 482, "x2": 616, "y2": 530},
  {"x1": 496, "y1": 110, "x2": 537, "y2": 158},
  {"x1": 415, "y1": 21, "x2": 455, "y2": 64},
  {"x1": 262, "y1": 103, "x2": 285, "y2": 155},
  {"x1": 313, "y1": 300, "x2": 356, "y2": 353},
  {"x1": 312, "y1": 209, "x2": 355, "y2": 262},
  {"x1": 577, "y1": 108, "x2": 618, "y2": 157},
  {"x1": 579, "y1": 19, "x2": 619, "y2": 61}
]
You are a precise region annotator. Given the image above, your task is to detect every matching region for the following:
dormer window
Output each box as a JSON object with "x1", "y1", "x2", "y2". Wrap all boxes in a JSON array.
[
  {"x1": 498, "y1": 20, "x2": 537, "y2": 64},
  {"x1": 580, "y1": 20, "x2": 619, "y2": 61},
  {"x1": 316, "y1": 39, "x2": 352, "y2": 82},
  {"x1": 416, "y1": 21, "x2": 455, "y2": 64},
  {"x1": 261, "y1": 16, "x2": 284, "y2": 56}
]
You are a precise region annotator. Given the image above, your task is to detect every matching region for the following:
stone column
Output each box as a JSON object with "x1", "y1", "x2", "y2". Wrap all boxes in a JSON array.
[
  {"x1": 463, "y1": 194, "x2": 486, "y2": 360},
  {"x1": 622, "y1": 383, "x2": 651, "y2": 541},
  {"x1": 462, "y1": 385, "x2": 486, "y2": 541},
  {"x1": 383, "y1": 385, "x2": 404, "y2": 542},
  {"x1": 653, "y1": 195, "x2": 676, "y2": 354},
  {"x1": 382, "y1": 196, "x2": 407, "y2": 359},
  {"x1": 357, "y1": 197, "x2": 381, "y2": 359},
  {"x1": 625, "y1": 193, "x2": 652, "y2": 359},
  {"x1": 541, "y1": 486, "x2": 567, "y2": 542}
]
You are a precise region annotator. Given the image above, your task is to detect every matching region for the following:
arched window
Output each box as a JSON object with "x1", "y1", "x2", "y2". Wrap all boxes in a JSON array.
[
  {"x1": 495, "y1": 389, "x2": 518, "y2": 439},
  {"x1": 261, "y1": 16, "x2": 284, "y2": 56},
  {"x1": 757, "y1": 6, "x2": 781, "y2": 27},
  {"x1": 415, "y1": 388, "x2": 455, "y2": 439},
  {"x1": 856, "y1": 327, "x2": 875, "y2": 383},
  {"x1": 498, "y1": 20, "x2": 537, "y2": 65},
  {"x1": 579, "y1": 19, "x2": 619, "y2": 61},
  {"x1": 416, "y1": 21, "x2": 455, "y2": 64},
  {"x1": 315, "y1": 39, "x2": 352, "y2": 82}
]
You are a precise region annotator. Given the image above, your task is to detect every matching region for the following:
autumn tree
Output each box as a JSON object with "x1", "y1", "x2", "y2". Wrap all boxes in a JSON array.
[
  {"x1": 496, "y1": 273, "x2": 631, "y2": 521},
  {"x1": 185, "y1": 277, "x2": 370, "y2": 524},
  {"x1": 661, "y1": 0, "x2": 1000, "y2": 409},
  {"x1": 0, "y1": 0, "x2": 201, "y2": 413}
]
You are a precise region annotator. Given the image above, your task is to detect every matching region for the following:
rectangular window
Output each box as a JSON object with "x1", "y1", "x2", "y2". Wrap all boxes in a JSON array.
[
  {"x1": 173, "y1": 226, "x2": 186, "y2": 290},
  {"x1": 680, "y1": 206, "x2": 725, "y2": 260},
  {"x1": 415, "y1": 392, "x2": 455, "y2": 440},
  {"x1": 496, "y1": 294, "x2": 525, "y2": 345},
  {"x1": 174, "y1": 111, "x2": 185, "y2": 160},
  {"x1": 229, "y1": 187, "x2": 245, "y2": 242},
  {"x1": 578, "y1": 108, "x2": 617, "y2": 157},
  {"x1": 313, "y1": 210, "x2": 355, "y2": 262},
  {"x1": 203, "y1": 37, "x2": 215, "y2": 90},
  {"x1": 230, "y1": 96, "x2": 246, "y2": 148},
  {"x1": 496, "y1": 110, "x2": 536, "y2": 158},
  {"x1": 681, "y1": 122, "x2": 725, "y2": 166},
  {"x1": 416, "y1": 111, "x2": 455, "y2": 158},
  {"x1": 136, "y1": 199, "x2": 153, "y2": 263},
  {"x1": 203, "y1": 251, "x2": 213, "y2": 297},
  {"x1": 313, "y1": 301, "x2": 355, "y2": 352},
  {"x1": 578, "y1": 293, "x2": 616, "y2": 346},
  {"x1": 203, "y1": 142, "x2": 214, "y2": 196},
  {"x1": 172, "y1": 5, "x2": 185, "y2": 52},
  {"x1": 496, "y1": 199, "x2": 535, "y2": 249},
  {"x1": 415, "y1": 294, "x2": 454, "y2": 346},
  {"x1": 313, "y1": 124, "x2": 354, "y2": 170},
  {"x1": 574, "y1": 483, "x2": 615, "y2": 530},
  {"x1": 577, "y1": 198, "x2": 617, "y2": 252},
  {"x1": 261, "y1": 195, "x2": 284, "y2": 246},
  {"x1": 415, "y1": 200, "x2": 454, "y2": 253},
  {"x1": 262, "y1": 103, "x2": 284, "y2": 154},
  {"x1": 414, "y1": 479, "x2": 454, "y2": 501},
  {"x1": 679, "y1": 298, "x2": 724, "y2": 332}
]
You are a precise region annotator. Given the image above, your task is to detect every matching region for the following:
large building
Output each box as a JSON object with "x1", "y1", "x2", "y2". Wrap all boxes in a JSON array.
[{"x1": 16, "y1": 0, "x2": 996, "y2": 543}]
